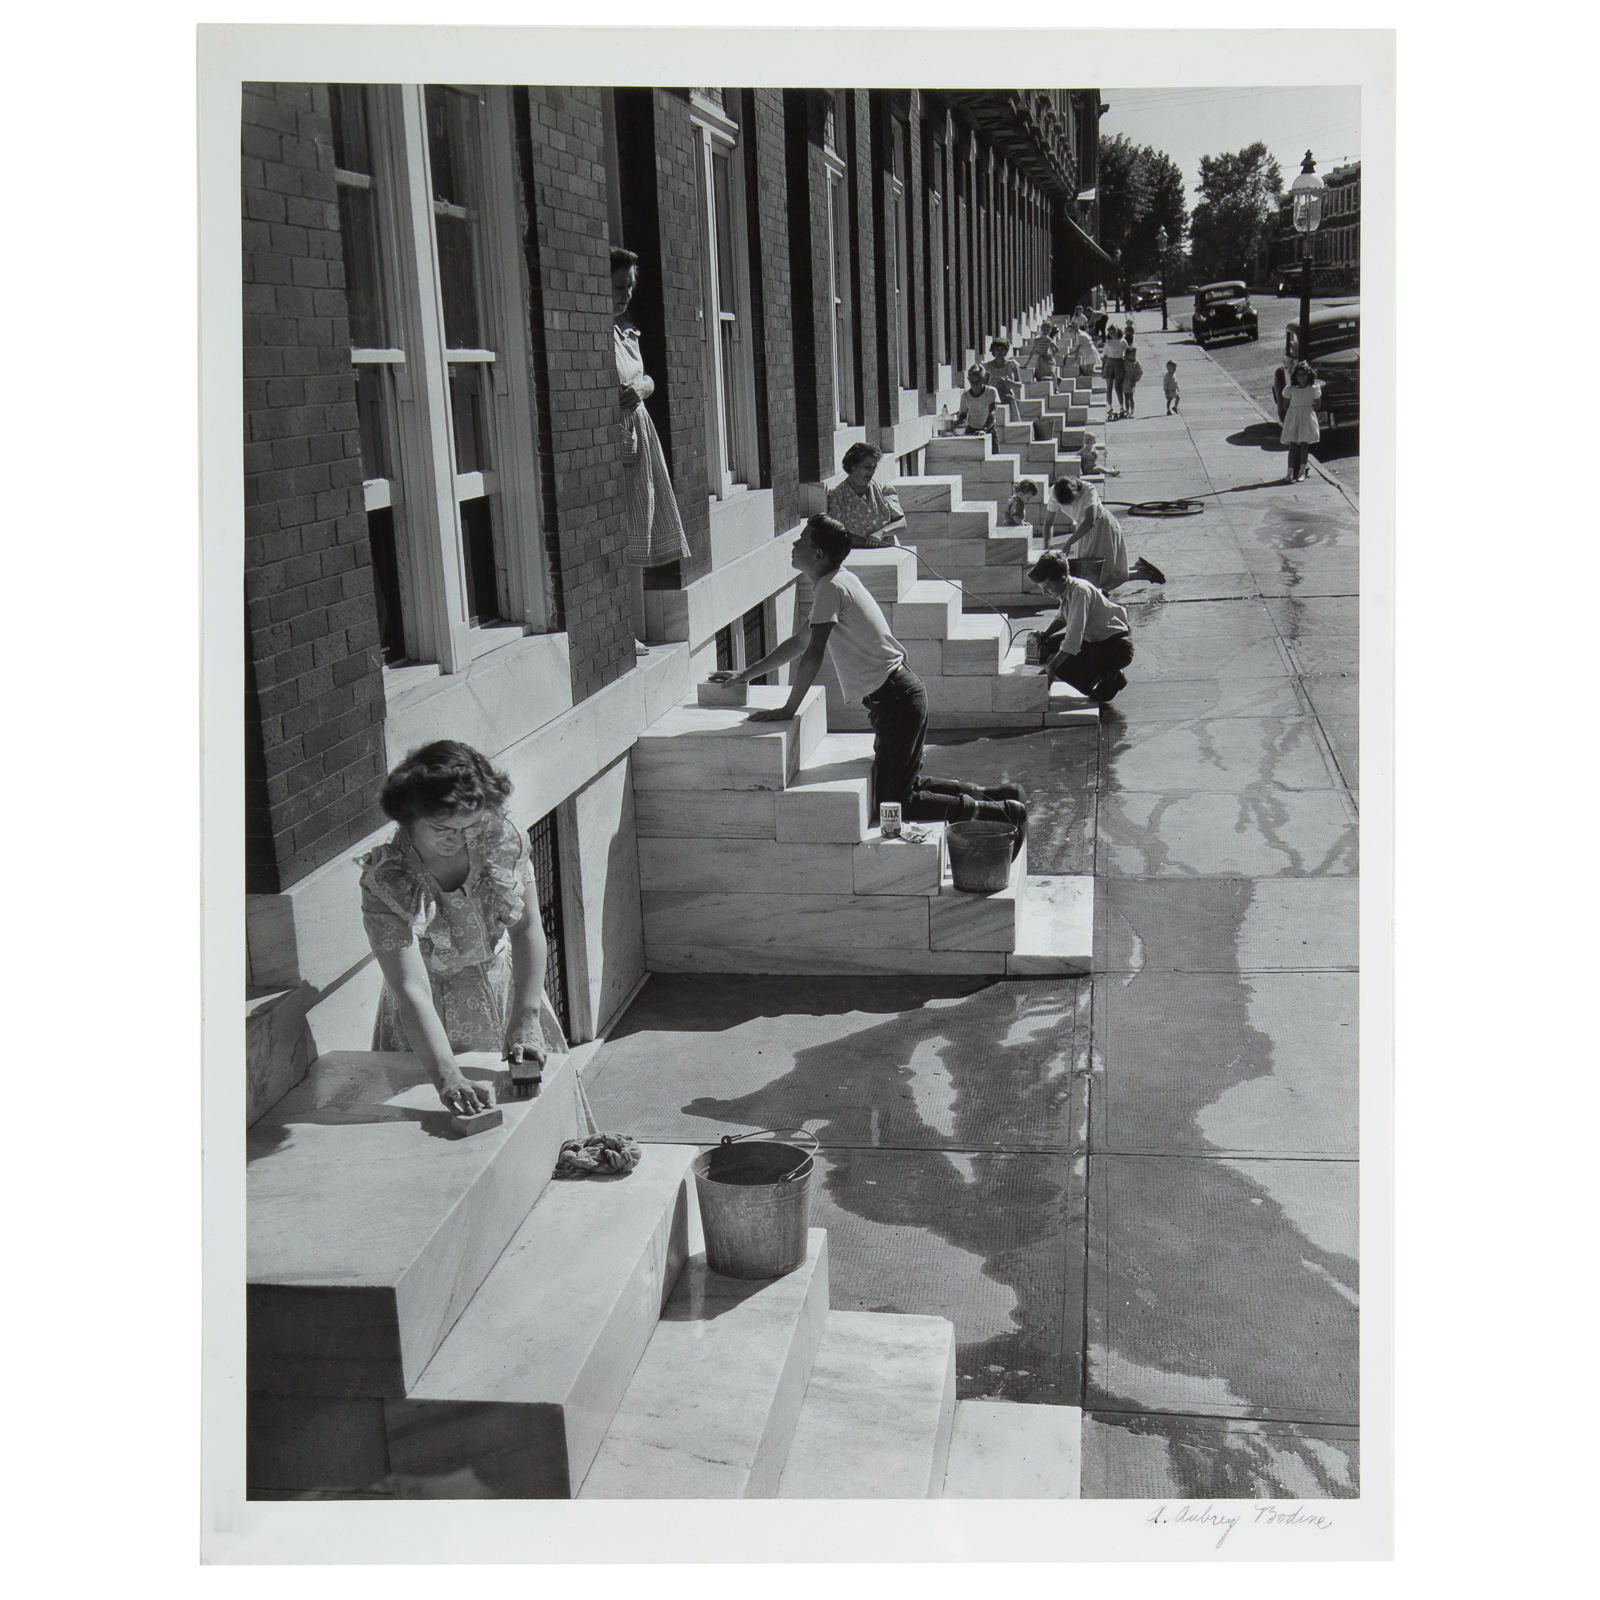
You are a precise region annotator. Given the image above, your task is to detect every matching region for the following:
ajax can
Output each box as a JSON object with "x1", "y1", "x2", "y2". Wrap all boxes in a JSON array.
[{"x1": 878, "y1": 801, "x2": 903, "y2": 838}]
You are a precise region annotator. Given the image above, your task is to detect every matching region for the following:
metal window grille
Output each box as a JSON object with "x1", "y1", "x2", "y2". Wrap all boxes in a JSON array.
[
  {"x1": 740, "y1": 603, "x2": 767, "y2": 683},
  {"x1": 715, "y1": 623, "x2": 736, "y2": 672},
  {"x1": 525, "y1": 810, "x2": 569, "y2": 1035}
]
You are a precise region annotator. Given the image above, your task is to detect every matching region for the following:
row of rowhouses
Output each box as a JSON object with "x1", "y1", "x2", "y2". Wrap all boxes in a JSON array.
[
  {"x1": 1255, "y1": 158, "x2": 1361, "y2": 293},
  {"x1": 242, "y1": 82, "x2": 1115, "y2": 1120}
]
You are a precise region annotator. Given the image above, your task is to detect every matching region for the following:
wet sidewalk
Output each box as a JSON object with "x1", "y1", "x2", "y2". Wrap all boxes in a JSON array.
[{"x1": 583, "y1": 313, "x2": 1359, "y2": 1499}]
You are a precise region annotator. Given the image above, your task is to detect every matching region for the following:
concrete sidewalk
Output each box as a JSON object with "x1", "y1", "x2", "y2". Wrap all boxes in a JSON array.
[{"x1": 582, "y1": 312, "x2": 1359, "y2": 1500}]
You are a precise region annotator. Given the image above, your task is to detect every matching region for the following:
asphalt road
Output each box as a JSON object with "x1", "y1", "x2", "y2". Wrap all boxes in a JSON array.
[{"x1": 1174, "y1": 293, "x2": 1360, "y2": 498}]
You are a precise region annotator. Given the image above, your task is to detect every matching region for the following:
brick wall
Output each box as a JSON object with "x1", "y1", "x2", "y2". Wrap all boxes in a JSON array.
[
  {"x1": 649, "y1": 91, "x2": 712, "y2": 584},
  {"x1": 783, "y1": 90, "x2": 830, "y2": 483},
  {"x1": 242, "y1": 81, "x2": 387, "y2": 896},
  {"x1": 517, "y1": 85, "x2": 632, "y2": 703},
  {"x1": 745, "y1": 88, "x2": 801, "y2": 530}
]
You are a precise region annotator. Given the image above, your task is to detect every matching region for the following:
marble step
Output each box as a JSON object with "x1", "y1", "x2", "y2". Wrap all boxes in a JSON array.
[
  {"x1": 375, "y1": 1144, "x2": 696, "y2": 1499},
  {"x1": 882, "y1": 579, "x2": 963, "y2": 639},
  {"x1": 818, "y1": 661, "x2": 1046, "y2": 731},
  {"x1": 929, "y1": 834, "x2": 1027, "y2": 952},
  {"x1": 904, "y1": 534, "x2": 1033, "y2": 578},
  {"x1": 1047, "y1": 679, "x2": 1101, "y2": 727},
  {"x1": 646, "y1": 944, "x2": 1009, "y2": 976},
  {"x1": 579, "y1": 1232, "x2": 831, "y2": 1498},
  {"x1": 777, "y1": 1312, "x2": 958, "y2": 1499},
  {"x1": 631, "y1": 686, "x2": 827, "y2": 793},
  {"x1": 638, "y1": 825, "x2": 943, "y2": 898},
  {"x1": 247, "y1": 1048, "x2": 582, "y2": 1399},
  {"x1": 839, "y1": 544, "x2": 919, "y2": 605},
  {"x1": 941, "y1": 1401, "x2": 1082, "y2": 1498},
  {"x1": 893, "y1": 475, "x2": 968, "y2": 513},
  {"x1": 776, "y1": 732, "x2": 876, "y2": 843},
  {"x1": 1008, "y1": 875, "x2": 1095, "y2": 976},
  {"x1": 904, "y1": 506, "x2": 996, "y2": 540}
]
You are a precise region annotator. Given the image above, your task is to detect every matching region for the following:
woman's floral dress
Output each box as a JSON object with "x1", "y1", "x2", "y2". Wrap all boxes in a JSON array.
[{"x1": 357, "y1": 809, "x2": 567, "y2": 1057}]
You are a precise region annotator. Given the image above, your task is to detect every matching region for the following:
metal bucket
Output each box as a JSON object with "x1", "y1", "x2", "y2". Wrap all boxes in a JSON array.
[
  {"x1": 692, "y1": 1130, "x2": 818, "y2": 1280},
  {"x1": 946, "y1": 820, "x2": 1015, "y2": 893}
]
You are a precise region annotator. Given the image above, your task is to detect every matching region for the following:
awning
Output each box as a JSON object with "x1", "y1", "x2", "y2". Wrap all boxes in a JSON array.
[{"x1": 1058, "y1": 210, "x2": 1120, "y2": 274}]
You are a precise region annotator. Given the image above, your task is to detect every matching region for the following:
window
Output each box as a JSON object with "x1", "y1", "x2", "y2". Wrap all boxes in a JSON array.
[
  {"x1": 526, "y1": 809, "x2": 570, "y2": 1035},
  {"x1": 927, "y1": 137, "x2": 948, "y2": 368},
  {"x1": 326, "y1": 82, "x2": 553, "y2": 676},
  {"x1": 710, "y1": 605, "x2": 770, "y2": 685},
  {"x1": 887, "y1": 113, "x2": 912, "y2": 390},
  {"x1": 690, "y1": 90, "x2": 758, "y2": 497},
  {"x1": 826, "y1": 158, "x2": 856, "y2": 426}
]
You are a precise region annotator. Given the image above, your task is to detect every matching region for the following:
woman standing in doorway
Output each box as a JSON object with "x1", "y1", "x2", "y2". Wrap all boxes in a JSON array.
[{"x1": 614, "y1": 247, "x2": 691, "y2": 646}]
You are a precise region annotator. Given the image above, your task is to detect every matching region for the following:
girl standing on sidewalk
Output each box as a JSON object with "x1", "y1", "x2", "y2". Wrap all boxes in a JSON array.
[
  {"x1": 1102, "y1": 325, "x2": 1127, "y2": 417},
  {"x1": 1279, "y1": 361, "x2": 1323, "y2": 483},
  {"x1": 1122, "y1": 345, "x2": 1143, "y2": 416}
]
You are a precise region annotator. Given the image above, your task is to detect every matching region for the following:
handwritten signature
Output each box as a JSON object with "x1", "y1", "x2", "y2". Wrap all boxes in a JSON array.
[{"x1": 1145, "y1": 1502, "x2": 1335, "y2": 1548}]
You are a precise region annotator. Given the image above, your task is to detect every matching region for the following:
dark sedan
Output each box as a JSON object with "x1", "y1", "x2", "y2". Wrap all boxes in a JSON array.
[
  {"x1": 1276, "y1": 304, "x2": 1360, "y2": 431},
  {"x1": 1192, "y1": 281, "x2": 1259, "y2": 348}
]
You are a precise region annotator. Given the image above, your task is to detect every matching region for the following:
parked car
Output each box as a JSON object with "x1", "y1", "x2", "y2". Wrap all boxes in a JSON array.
[
  {"x1": 1131, "y1": 280, "x2": 1162, "y2": 309},
  {"x1": 1191, "y1": 281, "x2": 1259, "y2": 348},
  {"x1": 1275, "y1": 303, "x2": 1360, "y2": 431}
]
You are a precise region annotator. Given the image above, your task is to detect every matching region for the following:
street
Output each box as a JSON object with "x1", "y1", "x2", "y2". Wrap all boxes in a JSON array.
[{"x1": 1164, "y1": 292, "x2": 1360, "y2": 498}]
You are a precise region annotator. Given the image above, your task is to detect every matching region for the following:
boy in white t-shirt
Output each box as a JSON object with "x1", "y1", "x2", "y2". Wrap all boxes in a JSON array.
[{"x1": 715, "y1": 516, "x2": 1027, "y2": 845}]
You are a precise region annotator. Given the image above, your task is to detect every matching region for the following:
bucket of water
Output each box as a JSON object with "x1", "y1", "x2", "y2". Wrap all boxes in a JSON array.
[
  {"x1": 945, "y1": 820, "x2": 1015, "y2": 893},
  {"x1": 692, "y1": 1129, "x2": 818, "y2": 1279}
]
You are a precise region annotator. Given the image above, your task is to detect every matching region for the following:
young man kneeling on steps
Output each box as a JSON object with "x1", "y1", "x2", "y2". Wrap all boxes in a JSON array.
[
  {"x1": 1027, "y1": 549, "x2": 1134, "y2": 705},
  {"x1": 715, "y1": 515, "x2": 1028, "y2": 852}
]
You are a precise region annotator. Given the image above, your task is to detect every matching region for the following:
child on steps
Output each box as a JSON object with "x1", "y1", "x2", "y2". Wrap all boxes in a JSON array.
[
  {"x1": 716, "y1": 516, "x2": 1028, "y2": 852},
  {"x1": 956, "y1": 365, "x2": 1002, "y2": 442}
]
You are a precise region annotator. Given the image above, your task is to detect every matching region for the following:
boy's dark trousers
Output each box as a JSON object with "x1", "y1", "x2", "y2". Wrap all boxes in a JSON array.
[
  {"x1": 861, "y1": 666, "x2": 1014, "y2": 825},
  {"x1": 1050, "y1": 633, "x2": 1134, "y2": 697}
]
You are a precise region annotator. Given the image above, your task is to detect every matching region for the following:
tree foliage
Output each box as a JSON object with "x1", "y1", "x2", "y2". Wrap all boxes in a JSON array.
[
  {"x1": 1189, "y1": 142, "x2": 1283, "y2": 282},
  {"x1": 1096, "y1": 133, "x2": 1189, "y2": 280}
]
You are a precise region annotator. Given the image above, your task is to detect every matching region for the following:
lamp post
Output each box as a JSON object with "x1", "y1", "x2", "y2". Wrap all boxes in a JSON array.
[
  {"x1": 1156, "y1": 225, "x2": 1169, "y2": 332},
  {"x1": 1289, "y1": 150, "x2": 1324, "y2": 369}
]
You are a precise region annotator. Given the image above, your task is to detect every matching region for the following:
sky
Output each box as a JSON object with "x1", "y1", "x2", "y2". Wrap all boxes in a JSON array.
[{"x1": 1096, "y1": 86, "x2": 1362, "y2": 212}]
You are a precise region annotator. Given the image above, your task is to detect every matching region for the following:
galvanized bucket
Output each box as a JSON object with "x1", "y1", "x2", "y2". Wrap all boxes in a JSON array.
[
  {"x1": 692, "y1": 1129, "x2": 818, "y2": 1280},
  {"x1": 946, "y1": 819, "x2": 1015, "y2": 893}
]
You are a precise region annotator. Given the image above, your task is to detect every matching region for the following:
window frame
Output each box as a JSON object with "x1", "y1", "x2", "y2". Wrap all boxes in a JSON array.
[
  {"x1": 689, "y1": 91, "x2": 759, "y2": 499},
  {"x1": 341, "y1": 82, "x2": 554, "y2": 676},
  {"x1": 822, "y1": 131, "x2": 855, "y2": 427}
]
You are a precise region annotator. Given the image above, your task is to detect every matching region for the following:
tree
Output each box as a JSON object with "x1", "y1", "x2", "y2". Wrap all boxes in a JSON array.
[
  {"x1": 1096, "y1": 133, "x2": 1189, "y2": 280},
  {"x1": 1189, "y1": 142, "x2": 1283, "y2": 282}
]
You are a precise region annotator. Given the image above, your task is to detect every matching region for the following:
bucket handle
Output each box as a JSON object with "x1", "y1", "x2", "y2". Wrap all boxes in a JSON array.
[{"x1": 719, "y1": 1128, "x2": 819, "y2": 1184}]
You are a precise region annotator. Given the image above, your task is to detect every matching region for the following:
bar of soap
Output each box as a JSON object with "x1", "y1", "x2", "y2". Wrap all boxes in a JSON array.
[
  {"x1": 450, "y1": 1105, "x2": 504, "y2": 1137},
  {"x1": 697, "y1": 679, "x2": 748, "y2": 708}
]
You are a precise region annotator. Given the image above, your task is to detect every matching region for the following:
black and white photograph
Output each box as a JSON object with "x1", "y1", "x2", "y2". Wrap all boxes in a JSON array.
[{"x1": 200, "y1": 21, "x2": 1397, "y2": 1567}]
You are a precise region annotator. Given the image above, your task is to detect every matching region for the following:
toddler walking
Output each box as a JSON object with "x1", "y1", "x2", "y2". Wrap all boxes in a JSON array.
[{"x1": 1163, "y1": 360, "x2": 1180, "y2": 414}]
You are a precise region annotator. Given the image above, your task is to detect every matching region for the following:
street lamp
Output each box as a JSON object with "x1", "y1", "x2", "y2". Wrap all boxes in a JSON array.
[
  {"x1": 1156, "y1": 225, "x2": 1169, "y2": 332},
  {"x1": 1289, "y1": 150, "x2": 1325, "y2": 371}
]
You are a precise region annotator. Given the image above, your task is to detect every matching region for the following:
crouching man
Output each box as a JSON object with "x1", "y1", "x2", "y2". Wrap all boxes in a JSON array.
[
  {"x1": 716, "y1": 515, "x2": 1028, "y2": 851},
  {"x1": 1027, "y1": 548, "x2": 1134, "y2": 705}
]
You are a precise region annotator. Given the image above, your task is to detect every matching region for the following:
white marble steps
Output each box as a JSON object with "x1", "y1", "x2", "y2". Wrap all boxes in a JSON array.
[
  {"x1": 941, "y1": 1401, "x2": 1082, "y2": 1498},
  {"x1": 631, "y1": 684, "x2": 827, "y2": 793},
  {"x1": 376, "y1": 1144, "x2": 696, "y2": 1499},
  {"x1": 777, "y1": 1311, "x2": 957, "y2": 1499},
  {"x1": 246, "y1": 1048, "x2": 582, "y2": 1399},
  {"x1": 579, "y1": 1231, "x2": 831, "y2": 1498}
]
